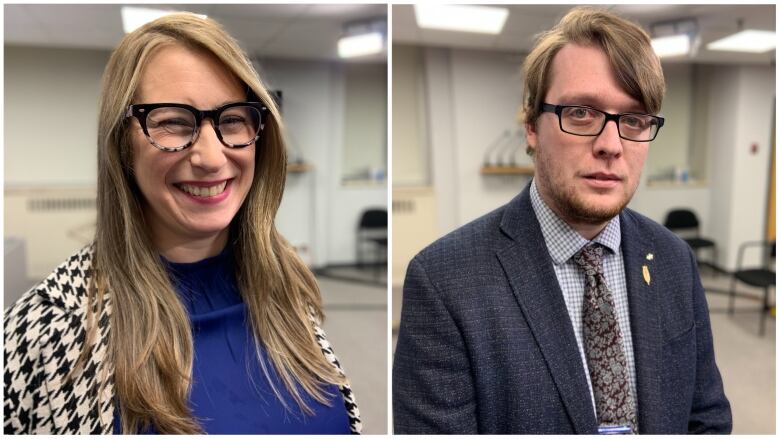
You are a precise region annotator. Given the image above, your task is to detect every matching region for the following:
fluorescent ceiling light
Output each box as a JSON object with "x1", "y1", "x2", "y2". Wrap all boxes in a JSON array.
[
  {"x1": 651, "y1": 34, "x2": 691, "y2": 58},
  {"x1": 121, "y1": 6, "x2": 207, "y2": 34},
  {"x1": 338, "y1": 32, "x2": 383, "y2": 58},
  {"x1": 707, "y1": 30, "x2": 776, "y2": 53},
  {"x1": 414, "y1": 4, "x2": 508, "y2": 34}
]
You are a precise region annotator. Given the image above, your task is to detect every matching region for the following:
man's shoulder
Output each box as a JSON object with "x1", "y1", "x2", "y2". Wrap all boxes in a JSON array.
[
  {"x1": 410, "y1": 198, "x2": 533, "y2": 283},
  {"x1": 621, "y1": 208, "x2": 693, "y2": 257},
  {"x1": 421, "y1": 204, "x2": 506, "y2": 253}
]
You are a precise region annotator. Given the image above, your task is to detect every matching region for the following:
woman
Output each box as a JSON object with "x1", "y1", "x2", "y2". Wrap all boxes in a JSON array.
[{"x1": 4, "y1": 13, "x2": 360, "y2": 434}]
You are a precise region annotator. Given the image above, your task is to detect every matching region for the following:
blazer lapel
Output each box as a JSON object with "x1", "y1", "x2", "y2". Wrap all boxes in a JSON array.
[
  {"x1": 620, "y1": 211, "x2": 664, "y2": 433},
  {"x1": 496, "y1": 188, "x2": 598, "y2": 434}
]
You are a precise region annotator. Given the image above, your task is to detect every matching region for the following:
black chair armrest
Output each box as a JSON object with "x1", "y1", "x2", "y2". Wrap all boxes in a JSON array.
[{"x1": 736, "y1": 241, "x2": 776, "y2": 271}]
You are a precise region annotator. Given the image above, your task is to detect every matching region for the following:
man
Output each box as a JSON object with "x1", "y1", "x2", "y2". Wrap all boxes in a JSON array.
[{"x1": 393, "y1": 7, "x2": 731, "y2": 434}]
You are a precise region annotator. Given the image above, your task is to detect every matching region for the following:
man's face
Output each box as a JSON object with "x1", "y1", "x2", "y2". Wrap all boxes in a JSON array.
[{"x1": 526, "y1": 43, "x2": 649, "y2": 227}]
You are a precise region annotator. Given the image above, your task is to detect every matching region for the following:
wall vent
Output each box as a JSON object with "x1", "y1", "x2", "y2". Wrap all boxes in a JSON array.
[
  {"x1": 393, "y1": 199, "x2": 415, "y2": 213},
  {"x1": 28, "y1": 197, "x2": 96, "y2": 212}
]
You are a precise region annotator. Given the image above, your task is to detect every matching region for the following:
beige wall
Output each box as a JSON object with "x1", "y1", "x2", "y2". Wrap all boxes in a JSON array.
[
  {"x1": 5, "y1": 46, "x2": 110, "y2": 187},
  {"x1": 391, "y1": 187, "x2": 438, "y2": 287}
]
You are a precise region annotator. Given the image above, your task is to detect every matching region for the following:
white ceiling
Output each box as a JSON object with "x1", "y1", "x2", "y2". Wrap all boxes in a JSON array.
[
  {"x1": 393, "y1": 4, "x2": 776, "y2": 65},
  {"x1": 4, "y1": 4, "x2": 388, "y2": 62}
]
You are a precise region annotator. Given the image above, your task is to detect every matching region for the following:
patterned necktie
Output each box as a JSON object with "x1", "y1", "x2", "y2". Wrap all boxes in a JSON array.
[{"x1": 574, "y1": 244, "x2": 638, "y2": 434}]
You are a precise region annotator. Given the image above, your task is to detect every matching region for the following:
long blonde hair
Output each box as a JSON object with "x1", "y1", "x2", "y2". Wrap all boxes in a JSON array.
[{"x1": 88, "y1": 13, "x2": 346, "y2": 433}]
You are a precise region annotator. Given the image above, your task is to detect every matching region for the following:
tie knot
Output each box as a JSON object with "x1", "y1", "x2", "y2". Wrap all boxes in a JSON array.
[{"x1": 574, "y1": 244, "x2": 604, "y2": 274}]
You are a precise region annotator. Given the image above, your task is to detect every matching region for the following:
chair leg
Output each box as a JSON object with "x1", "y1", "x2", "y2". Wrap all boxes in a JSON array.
[
  {"x1": 711, "y1": 247, "x2": 718, "y2": 277},
  {"x1": 759, "y1": 286, "x2": 768, "y2": 336},
  {"x1": 375, "y1": 244, "x2": 380, "y2": 279},
  {"x1": 728, "y1": 276, "x2": 737, "y2": 315}
]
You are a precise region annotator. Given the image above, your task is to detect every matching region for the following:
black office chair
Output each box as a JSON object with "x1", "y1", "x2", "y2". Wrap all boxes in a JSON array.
[
  {"x1": 663, "y1": 209, "x2": 718, "y2": 272},
  {"x1": 728, "y1": 240, "x2": 775, "y2": 336},
  {"x1": 356, "y1": 209, "x2": 387, "y2": 273}
]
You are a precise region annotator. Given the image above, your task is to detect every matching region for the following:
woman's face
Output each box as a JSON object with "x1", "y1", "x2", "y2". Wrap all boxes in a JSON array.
[{"x1": 130, "y1": 44, "x2": 255, "y2": 258}]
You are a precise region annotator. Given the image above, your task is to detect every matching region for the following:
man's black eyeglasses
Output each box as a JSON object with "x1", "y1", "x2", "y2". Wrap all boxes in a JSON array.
[{"x1": 541, "y1": 103, "x2": 664, "y2": 142}]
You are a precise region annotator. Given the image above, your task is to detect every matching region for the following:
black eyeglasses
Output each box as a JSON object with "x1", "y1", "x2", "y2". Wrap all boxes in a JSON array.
[
  {"x1": 541, "y1": 103, "x2": 664, "y2": 142},
  {"x1": 126, "y1": 102, "x2": 269, "y2": 152}
]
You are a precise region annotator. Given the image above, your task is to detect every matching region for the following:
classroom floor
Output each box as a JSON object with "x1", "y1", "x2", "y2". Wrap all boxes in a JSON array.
[
  {"x1": 390, "y1": 269, "x2": 775, "y2": 434},
  {"x1": 318, "y1": 272, "x2": 388, "y2": 435},
  {"x1": 701, "y1": 270, "x2": 775, "y2": 434}
]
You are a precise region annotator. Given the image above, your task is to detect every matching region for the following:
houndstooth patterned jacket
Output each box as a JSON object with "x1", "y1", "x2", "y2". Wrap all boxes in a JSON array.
[{"x1": 4, "y1": 246, "x2": 362, "y2": 434}]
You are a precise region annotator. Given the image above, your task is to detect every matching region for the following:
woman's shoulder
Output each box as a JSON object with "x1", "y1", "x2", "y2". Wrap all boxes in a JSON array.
[
  {"x1": 4, "y1": 245, "x2": 113, "y2": 434},
  {"x1": 306, "y1": 308, "x2": 362, "y2": 433},
  {"x1": 11, "y1": 245, "x2": 94, "y2": 313},
  {"x1": 4, "y1": 245, "x2": 96, "y2": 347}
]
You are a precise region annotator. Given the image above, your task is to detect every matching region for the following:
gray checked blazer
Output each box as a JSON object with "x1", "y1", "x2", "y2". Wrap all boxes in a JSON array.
[
  {"x1": 4, "y1": 246, "x2": 362, "y2": 434},
  {"x1": 393, "y1": 183, "x2": 732, "y2": 434}
]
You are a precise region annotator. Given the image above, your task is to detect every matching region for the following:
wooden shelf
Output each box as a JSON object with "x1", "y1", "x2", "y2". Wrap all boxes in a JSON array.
[
  {"x1": 287, "y1": 163, "x2": 313, "y2": 173},
  {"x1": 480, "y1": 165, "x2": 534, "y2": 175}
]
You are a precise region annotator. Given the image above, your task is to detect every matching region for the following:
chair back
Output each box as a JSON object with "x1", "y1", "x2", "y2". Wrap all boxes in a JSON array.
[
  {"x1": 358, "y1": 209, "x2": 387, "y2": 230},
  {"x1": 664, "y1": 209, "x2": 700, "y2": 230}
]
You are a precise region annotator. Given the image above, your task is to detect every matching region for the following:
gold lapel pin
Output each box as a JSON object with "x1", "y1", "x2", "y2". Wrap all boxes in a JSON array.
[
  {"x1": 646, "y1": 253, "x2": 654, "y2": 261},
  {"x1": 642, "y1": 265, "x2": 651, "y2": 285}
]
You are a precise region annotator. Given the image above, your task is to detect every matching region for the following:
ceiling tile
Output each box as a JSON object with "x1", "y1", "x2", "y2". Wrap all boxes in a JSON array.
[
  {"x1": 4, "y1": 5, "x2": 47, "y2": 44},
  {"x1": 4, "y1": 3, "x2": 387, "y2": 62},
  {"x1": 392, "y1": 4, "x2": 776, "y2": 65}
]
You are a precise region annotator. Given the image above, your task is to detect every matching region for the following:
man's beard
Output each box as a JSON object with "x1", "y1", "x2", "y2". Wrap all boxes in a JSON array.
[
  {"x1": 552, "y1": 182, "x2": 628, "y2": 224},
  {"x1": 534, "y1": 146, "x2": 634, "y2": 225}
]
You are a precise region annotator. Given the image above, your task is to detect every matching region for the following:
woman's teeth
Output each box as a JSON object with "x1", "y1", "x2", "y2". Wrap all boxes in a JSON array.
[{"x1": 178, "y1": 181, "x2": 227, "y2": 197}]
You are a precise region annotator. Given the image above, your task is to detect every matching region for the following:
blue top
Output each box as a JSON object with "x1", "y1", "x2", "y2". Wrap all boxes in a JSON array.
[{"x1": 112, "y1": 245, "x2": 350, "y2": 434}]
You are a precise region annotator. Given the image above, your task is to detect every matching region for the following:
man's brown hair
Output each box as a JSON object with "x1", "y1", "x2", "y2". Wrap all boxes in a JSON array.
[{"x1": 521, "y1": 7, "x2": 665, "y2": 132}]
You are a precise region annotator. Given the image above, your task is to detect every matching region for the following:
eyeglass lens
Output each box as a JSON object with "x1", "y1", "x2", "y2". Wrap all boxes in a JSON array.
[
  {"x1": 145, "y1": 105, "x2": 262, "y2": 149},
  {"x1": 560, "y1": 107, "x2": 659, "y2": 141}
]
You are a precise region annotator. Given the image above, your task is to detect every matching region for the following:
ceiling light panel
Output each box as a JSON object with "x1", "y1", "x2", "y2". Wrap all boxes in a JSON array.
[
  {"x1": 651, "y1": 34, "x2": 691, "y2": 58},
  {"x1": 414, "y1": 4, "x2": 508, "y2": 35},
  {"x1": 707, "y1": 30, "x2": 776, "y2": 53},
  {"x1": 338, "y1": 32, "x2": 384, "y2": 58}
]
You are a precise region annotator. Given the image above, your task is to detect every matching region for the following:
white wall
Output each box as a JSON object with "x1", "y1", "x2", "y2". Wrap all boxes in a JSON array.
[
  {"x1": 258, "y1": 59, "x2": 386, "y2": 266},
  {"x1": 436, "y1": 48, "x2": 530, "y2": 228},
  {"x1": 343, "y1": 63, "x2": 387, "y2": 180},
  {"x1": 717, "y1": 66, "x2": 775, "y2": 269},
  {"x1": 5, "y1": 46, "x2": 385, "y2": 271},
  {"x1": 392, "y1": 44, "x2": 429, "y2": 187},
  {"x1": 647, "y1": 63, "x2": 693, "y2": 178},
  {"x1": 704, "y1": 66, "x2": 740, "y2": 269},
  {"x1": 424, "y1": 47, "x2": 457, "y2": 235},
  {"x1": 5, "y1": 46, "x2": 110, "y2": 186},
  {"x1": 257, "y1": 58, "x2": 336, "y2": 266}
]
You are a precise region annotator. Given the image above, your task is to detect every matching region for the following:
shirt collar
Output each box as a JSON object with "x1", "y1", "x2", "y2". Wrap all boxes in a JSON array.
[{"x1": 530, "y1": 178, "x2": 621, "y2": 265}]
